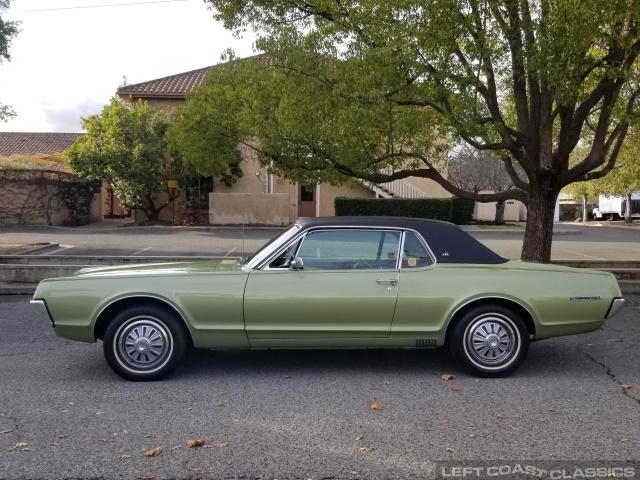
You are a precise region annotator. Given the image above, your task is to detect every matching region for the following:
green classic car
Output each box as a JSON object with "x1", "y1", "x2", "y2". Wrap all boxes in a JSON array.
[{"x1": 31, "y1": 217, "x2": 625, "y2": 381}]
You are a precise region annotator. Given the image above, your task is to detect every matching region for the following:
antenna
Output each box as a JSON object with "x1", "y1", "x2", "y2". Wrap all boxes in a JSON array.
[{"x1": 242, "y1": 221, "x2": 245, "y2": 261}]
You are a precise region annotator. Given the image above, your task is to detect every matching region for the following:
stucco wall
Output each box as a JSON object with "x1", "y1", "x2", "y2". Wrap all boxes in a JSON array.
[
  {"x1": 318, "y1": 183, "x2": 375, "y2": 216},
  {"x1": 475, "y1": 199, "x2": 526, "y2": 222},
  {"x1": 210, "y1": 193, "x2": 291, "y2": 226}
]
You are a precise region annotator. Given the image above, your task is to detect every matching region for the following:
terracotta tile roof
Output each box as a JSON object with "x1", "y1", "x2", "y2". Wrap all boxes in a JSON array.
[
  {"x1": 0, "y1": 132, "x2": 83, "y2": 156},
  {"x1": 117, "y1": 66, "x2": 212, "y2": 99}
]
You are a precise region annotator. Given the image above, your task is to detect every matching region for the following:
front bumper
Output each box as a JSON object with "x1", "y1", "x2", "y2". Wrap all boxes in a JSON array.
[
  {"x1": 605, "y1": 297, "x2": 625, "y2": 319},
  {"x1": 30, "y1": 299, "x2": 54, "y2": 327}
]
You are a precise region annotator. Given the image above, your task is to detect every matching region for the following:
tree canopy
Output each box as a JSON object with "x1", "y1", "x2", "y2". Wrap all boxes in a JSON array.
[
  {"x1": 64, "y1": 98, "x2": 182, "y2": 222},
  {"x1": 175, "y1": 0, "x2": 640, "y2": 261},
  {"x1": 0, "y1": 0, "x2": 20, "y2": 122}
]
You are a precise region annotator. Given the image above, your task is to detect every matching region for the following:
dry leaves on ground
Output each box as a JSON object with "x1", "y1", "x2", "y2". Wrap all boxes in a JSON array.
[
  {"x1": 370, "y1": 402, "x2": 383, "y2": 411},
  {"x1": 496, "y1": 415, "x2": 509, "y2": 420},
  {"x1": 7, "y1": 443, "x2": 28, "y2": 452},
  {"x1": 188, "y1": 439, "x2": 205, "y2": 448},
  {"x1": 144, "y1": 448, "x2": 162, "y2": 457},
  {"x1": 441, "y1": 374, "x2": 455, "y2": 381},
  {"x1": 451, "y1": 387, "x2": 461, "y2": 391},
  {"x1": 359, "y1": 447, "x2": 373, "y2": 452},
  {"x1": 138, "y1": 475, "x2": 155, "y2": 479},
  {"x1": 621, "y1": 384, "x2": 632, "y2": 390}
]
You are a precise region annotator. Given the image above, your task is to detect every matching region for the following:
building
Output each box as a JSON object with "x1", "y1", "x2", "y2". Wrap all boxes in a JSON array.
[{"x1": 117, "y1": 64, "x2": 448, "y2": 225}]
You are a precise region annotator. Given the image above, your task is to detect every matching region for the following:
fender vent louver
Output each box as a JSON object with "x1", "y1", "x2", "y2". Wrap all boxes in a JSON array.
[{"x1": 415, "y1": 338, "x2": 437, "y2": 348}]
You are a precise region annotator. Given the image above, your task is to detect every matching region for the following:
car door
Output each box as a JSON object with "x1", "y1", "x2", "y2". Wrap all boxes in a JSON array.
[{"x1": 243, "y1": 228, "x2": 401, "y2": 343}]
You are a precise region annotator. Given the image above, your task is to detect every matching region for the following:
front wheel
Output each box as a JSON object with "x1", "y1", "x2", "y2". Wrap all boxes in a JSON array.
[
  {"x1": 103, "y1": 304, "x2": 189, "y2": 381},
  {"x1": 449, "y1": 305, "x2": 529, "y2": 377}
]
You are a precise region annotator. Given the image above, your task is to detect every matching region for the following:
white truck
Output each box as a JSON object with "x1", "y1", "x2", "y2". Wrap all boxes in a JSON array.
[{"x1": 592, "y1": 192, "x2": 640, "y2": 220}]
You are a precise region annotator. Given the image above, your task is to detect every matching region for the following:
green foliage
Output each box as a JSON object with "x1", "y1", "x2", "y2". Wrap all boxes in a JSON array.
[
  {"x1": 187, "y1": 0, "x2": 640, "y2": 261},
  {"x1": 0, "y1": 0, "x2": 20, "y2": 123},
  {"x1": 334, "y1": 197, "x2": 474, "y2": 224},
  {"x1": 64, "y1": 98, "x2": 183, "y2": 221},
  {"x1": 58, "y1": 179, "x2": 101, "y2": 226}
]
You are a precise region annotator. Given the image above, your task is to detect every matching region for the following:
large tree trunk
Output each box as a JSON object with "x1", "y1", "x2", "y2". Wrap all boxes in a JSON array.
[
  {"x1": 625, "y1": 193, "x2": 632, "y2": 223},
  {"x1": 494, "y1": 200, "x2": 506, "y2": 225},
  {"x1": 521, "y1": 187, "x2": 558, "y2": 263}
]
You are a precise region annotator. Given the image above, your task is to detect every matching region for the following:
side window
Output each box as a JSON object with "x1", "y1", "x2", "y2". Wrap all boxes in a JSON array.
[
  {"x1": 401, "y1": 232, "x2": 434, "y2": 268},
  {"x1": 296, "y1": 230, "x2": 400, "y2": 270}
]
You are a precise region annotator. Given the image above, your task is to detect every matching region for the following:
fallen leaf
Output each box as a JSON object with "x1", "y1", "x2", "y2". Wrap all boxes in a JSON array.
[
  {"x1": 469, "y1": 434, "x2": 476, "y2": 439},
  {"x1": 8, "y1": 442, "x2": 27, "y2": 451},
  {"x1": 212, "y1": 443, "x2": 229, "y2": 448},
  {"x1": 441, "y1": 419, "x2": 449, "y2": 424},
  {"x1": 370, "y1": 402, "x2": 383, "y2": 411},
  {"x1": 51, "y1": 442, "x2": 59, "y2": 446},
  {"x1": 216, "y1": 402, "x2": 225, "y2": 407},
  {"x1": 122, "y1": 429, "x2": 129, "y2": 435},
  {"x1": 100, "y1": 438, "x2": 113, "y2": 443},
  {"x1": 117, "y1": 449, "x2": 126, "y2": 454},
  {"x1": 188, "y1": 439, "x2": 205, "y2": 448},
  {"x1": 227, "y1": 460, "x2": 233, "y2": 465},
  {"x1": 138, "y1": 475, "x2": 155, "y2": 480},
  {"x1": 441, "y1": 374, "x2": 455, "y2": 381},
  {"x1": 190, "y1": 468, "x2": 203, "y2": 473},
  {"x1": 58, "y1": 434, "x2": 69, "y2": 439},
  {"x1": 96, "y1": 412, "x2": 105, "y2": 415},
  {"x1": 0, "y1": 429, "x2": 14, "y2": 434},
  {"x1": 446, "y1": 447, "x2": 455, "y2": 452},
  {"x1": 144, "y1": 448, "x2": 161, "y2": 457},
  {"x1": 359, "y1": 447, "x2": 373, "y2": 452},
  {"x1": 621, "y1": 384, "x2": 632, "y2": 390},
  {"x1": 355, "y1": 436, "x2": 364, "y2": 441},
  {"x1": 451, "y1": 387, "x2": 461, "y2": 391},
  {"x1": 119, "y1": 454, "x2": 131, "y2": 459},
  {"x1": 172, "y1": 445, "x2": 182, "y2": 450},
  {"x1": 497, "y1": 415, "x2": 508, "y2": 420}
]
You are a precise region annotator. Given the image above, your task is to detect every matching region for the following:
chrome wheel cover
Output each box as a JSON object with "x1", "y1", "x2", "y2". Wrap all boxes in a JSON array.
[
  {"x1": 114, "y1": 317, "x2": 172, "y2": 373},
  {"x1": 464, "y1": 314, "x2": 519, "y2": 368}
]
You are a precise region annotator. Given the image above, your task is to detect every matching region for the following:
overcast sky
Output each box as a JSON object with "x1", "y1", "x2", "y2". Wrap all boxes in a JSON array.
[{"x1": 0, "y1": 0, "x2": 256, "y2": 132}]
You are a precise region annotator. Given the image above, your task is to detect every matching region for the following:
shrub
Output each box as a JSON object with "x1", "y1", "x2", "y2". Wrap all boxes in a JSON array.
[{"x1": 334, "y1": 197, "x2": 475, "y2": 224}]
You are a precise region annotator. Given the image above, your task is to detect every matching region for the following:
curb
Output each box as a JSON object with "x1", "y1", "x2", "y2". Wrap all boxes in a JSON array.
[{"x1": 17, "y1": 243, "x2": 60, "y2": 255}]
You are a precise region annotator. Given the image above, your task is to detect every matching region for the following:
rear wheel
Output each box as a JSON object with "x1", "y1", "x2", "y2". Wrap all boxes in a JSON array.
[
  {"x1": 103, "y1": 304, "x2": 189, "y2": 381},
  {"x1": 449, "y1": 304, "x2": 529, "y2": 377}
]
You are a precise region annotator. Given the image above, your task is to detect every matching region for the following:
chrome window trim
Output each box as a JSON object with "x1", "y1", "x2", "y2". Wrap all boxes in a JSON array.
[
  {"x1": 30, "y1": 299, "x2": 54, "y2": 327},
  {"x1": 256, "y1": 226, "x2": 408, "y2": 271}
]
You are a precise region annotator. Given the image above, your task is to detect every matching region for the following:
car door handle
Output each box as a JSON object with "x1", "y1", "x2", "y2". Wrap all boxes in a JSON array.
[{"x1": 376, "y1": 279, "x2": 398, "y2": 286}]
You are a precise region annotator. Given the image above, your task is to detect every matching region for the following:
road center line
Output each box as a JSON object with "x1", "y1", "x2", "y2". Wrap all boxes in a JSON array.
[
  {"x1": 130, "y1": 247, "x2": 152, "y2": 256},
  {"x1": 561, "y1": 250, "x2": 606, "y2": 260}
]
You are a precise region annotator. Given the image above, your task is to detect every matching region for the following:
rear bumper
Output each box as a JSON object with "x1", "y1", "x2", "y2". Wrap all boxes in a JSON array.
[
  {"x1": 30, "y1": 299, "x2": 54, "y2": 327},
  {"x1": 605, "y1": 297, "x2": 625, "y2": 319}
]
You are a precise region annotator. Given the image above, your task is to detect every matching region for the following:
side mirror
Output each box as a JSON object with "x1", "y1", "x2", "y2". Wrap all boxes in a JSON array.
[{"x1": 289, "y1": 257, "x2": 304, "y2": 270}]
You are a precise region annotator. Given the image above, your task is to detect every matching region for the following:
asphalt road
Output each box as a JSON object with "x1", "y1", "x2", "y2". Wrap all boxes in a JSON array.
[
  {"x1": 1, "y1": 222, "x2": 640, "y2": 260},
  {"x1": 1, "y1": 295, "x2": 639, "y2": 479}
]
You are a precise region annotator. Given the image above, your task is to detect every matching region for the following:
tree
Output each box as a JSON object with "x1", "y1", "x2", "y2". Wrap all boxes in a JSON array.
[
  {"x1": 64, "y1": 98, "x2": 182, "y2": 222},
  {"x1": 582, "y1": 135, "x2": 640, "y2": 222},
  {"x1": 177, "y1": 0, "x2": 640, "y2": 262},
  {"x1": 0, "y1": 0, "x2": 20, "y2": 123},
  {"x1": 449, "y1": 144, "x2": 514, "y2": 224}
]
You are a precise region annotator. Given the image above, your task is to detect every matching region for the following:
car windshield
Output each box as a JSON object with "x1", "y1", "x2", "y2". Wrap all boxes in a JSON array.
[{"x1": 241, "y1": 223, "x2": 302, "y2": 266}]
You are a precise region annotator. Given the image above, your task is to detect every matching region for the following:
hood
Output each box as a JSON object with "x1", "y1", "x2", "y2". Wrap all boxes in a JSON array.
[{"x1": 71, "y1": 259, "x2": 248, "y2": 278}]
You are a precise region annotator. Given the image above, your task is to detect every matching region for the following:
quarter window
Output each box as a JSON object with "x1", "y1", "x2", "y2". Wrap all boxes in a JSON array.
[{"x1": 401, "y1": 232, "x2": 434, "y2": 268}]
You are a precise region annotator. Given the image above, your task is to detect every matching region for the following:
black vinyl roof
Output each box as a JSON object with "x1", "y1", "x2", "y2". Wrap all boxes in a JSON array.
[{"x1": 295, "y1": 217, "x2": 508, "y2": 265}]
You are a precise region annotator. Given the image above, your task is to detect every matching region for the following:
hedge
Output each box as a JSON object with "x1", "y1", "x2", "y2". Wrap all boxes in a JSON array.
[{"x1": 334, "y1": 197, "x2": 475, "y2": 225}]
